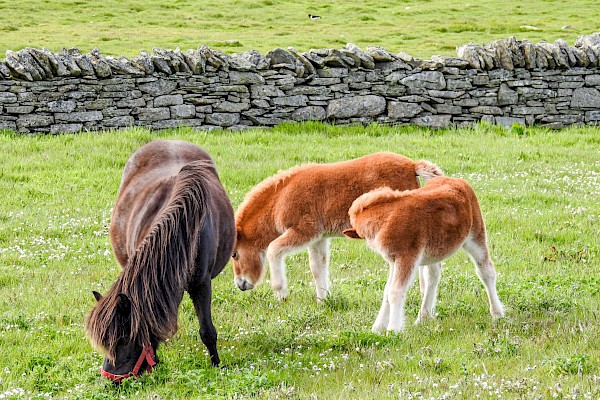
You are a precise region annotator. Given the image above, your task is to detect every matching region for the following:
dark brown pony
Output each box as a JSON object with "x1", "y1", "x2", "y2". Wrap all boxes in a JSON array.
[{"x1": 85, "y1": 140, "x2": 235, "y2": 383}]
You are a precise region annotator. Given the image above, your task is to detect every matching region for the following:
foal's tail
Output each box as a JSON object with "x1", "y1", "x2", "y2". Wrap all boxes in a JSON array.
[{"x1": 415, "y1": 160, "x2": 444, "y2": 182}]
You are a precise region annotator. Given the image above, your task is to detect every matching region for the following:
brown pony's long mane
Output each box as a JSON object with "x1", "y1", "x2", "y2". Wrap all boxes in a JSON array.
[{"x1": 86, "y1": 160, "x2": 216, "y2": 361}]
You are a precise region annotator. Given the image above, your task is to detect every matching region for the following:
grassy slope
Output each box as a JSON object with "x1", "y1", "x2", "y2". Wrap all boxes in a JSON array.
[
  {"x1": 0, "y1": 123, "x2": 598, "y2": 398},
  {"x1": 1, "y1": 0, "x2": 600, "y2": 58}
]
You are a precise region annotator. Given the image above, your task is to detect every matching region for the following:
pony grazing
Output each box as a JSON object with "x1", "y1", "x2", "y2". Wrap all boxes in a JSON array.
[
  {"x1": 232, "y1": 152, "x2": 443, "y2": 301},
  {"x1": 85, "y1": 140, "x2": 235, "y2": 383},
  {"x1": 343, "y1": 176, "x2": 504, "y2": 333}
]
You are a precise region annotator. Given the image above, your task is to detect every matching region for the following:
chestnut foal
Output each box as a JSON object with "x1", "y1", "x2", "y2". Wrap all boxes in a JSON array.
[{"x1": 343, "y1": 176, "x2": 504, "y2": 333}]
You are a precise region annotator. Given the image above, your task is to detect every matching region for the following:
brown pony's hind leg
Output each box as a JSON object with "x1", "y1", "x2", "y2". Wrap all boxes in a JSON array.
[
  {"x1": 189, "y1": 279, "x2": 220, "y2": 367},
  {"x1": 266, "y1": 228, "x2": 314, "y2": 301}
]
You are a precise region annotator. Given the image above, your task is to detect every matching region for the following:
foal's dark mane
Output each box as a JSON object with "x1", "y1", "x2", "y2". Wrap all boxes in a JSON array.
[{"x1": 86, "y1": 160, "x2": 217, "y2": 361}]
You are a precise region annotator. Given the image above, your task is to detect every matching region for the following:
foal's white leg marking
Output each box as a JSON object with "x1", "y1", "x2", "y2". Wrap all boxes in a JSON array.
[
  {"x1": 463, "y1": 237, "x2": 504, "y2": 318},
  {"x1": 308, "y1": 238, "x2": 330, "y2": 300},
  {"x1": 387, "y1": 259, "x2": 418, "y2": 333},
  {"x1": 415, "y1": 263, "x2": 442, "y2": 324},
  {"x1": 372, "y1": 264, "x2": 393, "y2": 333},
  {"x1": 266, "y1": 242, "x2": 288, "y2": 301},
  {"x1": 418, "y1": 265, "x2": 425, "y2": 298}
]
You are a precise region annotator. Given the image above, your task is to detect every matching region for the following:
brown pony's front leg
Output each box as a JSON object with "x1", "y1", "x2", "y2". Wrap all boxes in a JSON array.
[{"x1": 189, "y1": 279, "x2": 220, "y2": 367}]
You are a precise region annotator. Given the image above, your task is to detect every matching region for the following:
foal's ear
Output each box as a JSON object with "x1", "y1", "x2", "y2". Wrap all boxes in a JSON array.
[
  {"x1": 116, "y1": 293, "x2": 132, "y2": 316},
  {"x1": 92, "y1": 291, "x2": 103, "y2": 302},
  {"x1": 343, "y1": 228, "x2": 362, "y2": 239}
]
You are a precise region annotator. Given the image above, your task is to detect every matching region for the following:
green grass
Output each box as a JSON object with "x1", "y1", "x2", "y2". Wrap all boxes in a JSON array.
[
  {"x1": 1, "y1": 0, "x2": 600, "y2": 58},
  {"x1": 0, "y1": 123, "x2": 598, "y2": 398}
]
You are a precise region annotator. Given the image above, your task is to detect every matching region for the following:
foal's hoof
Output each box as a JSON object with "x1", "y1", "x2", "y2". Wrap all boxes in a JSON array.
[{"x1": 274, "y1": 290, "x2": 288, "y2": 302}]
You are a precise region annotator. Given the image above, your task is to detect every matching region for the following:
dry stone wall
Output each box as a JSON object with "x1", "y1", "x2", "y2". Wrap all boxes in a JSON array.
[{"x1": 3, "y1": 33, "x2": 600, "y2": 133}]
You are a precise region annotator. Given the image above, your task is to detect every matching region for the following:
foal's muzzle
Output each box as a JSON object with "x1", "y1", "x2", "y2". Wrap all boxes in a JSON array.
[
  {"x1": 235, "y1": 276, "x2": 255, "y2": 291},
  {"x1": 100, "y1": 343, "x2": 157, "y2": 384}
]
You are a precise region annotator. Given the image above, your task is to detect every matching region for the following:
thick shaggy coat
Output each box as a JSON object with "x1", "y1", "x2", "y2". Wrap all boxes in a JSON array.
[
  {"x1": 85, "y1": 140, "x2": 235, "y2": 380},
  {"x1": 344, "y1": 176, "x2": 504, "y2": 332},
  {"x1": 233, "y1": 152, "x2": 443, "y2": 300}
]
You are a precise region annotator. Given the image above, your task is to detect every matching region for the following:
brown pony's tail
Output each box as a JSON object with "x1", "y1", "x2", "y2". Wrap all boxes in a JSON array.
[{"x1": 415, "y1": 160, "x2": 444, "y2": 182}]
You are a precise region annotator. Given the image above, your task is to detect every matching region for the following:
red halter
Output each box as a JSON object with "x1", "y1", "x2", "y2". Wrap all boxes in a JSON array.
[{"x1": 100, "y1": 343, "x2": 157, "y2": 383}]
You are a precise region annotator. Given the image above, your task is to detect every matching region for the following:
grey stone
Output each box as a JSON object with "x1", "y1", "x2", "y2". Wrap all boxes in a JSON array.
[
  {"x1": 342, "y1": 43, "x2": 375, "y2": 69},
  {"x1": 4, "y1": 50, "x2": 35, "y2": 81},
  {"x1": 388, "y1": 102, "x2": 423, "y2": 119},
  {"x1": 412, "y1": 114, "x2": 452, "y2": 128},
  {"x1": 206, "y1": 113, "x2": 240, "y2": 126},
  {"x1": 229, "y1": 71, "x2": 264, "y2": 85},
  {"x1": 585, "y1": 74, "x2": 600, "y2": 86},
  {"x1": 365, "y1": 46, "x2": 395, "y2": 62},
  {"x1": 454, "y1": 98, "x2": 479, "y2": 107},
  {"x1": 456, "y1": 44, "x2": 482, "y2": 70},
  {"x1": 327, "y1": 95, "x2": 386, "y2": 119},
  {"x1": 117, "y1": 98, "x2": 146, "y2": 108},
  {"x1": 498, "y1": 84, "x2": 518, "y2": 105},
  {"x1": 317, "y1": 68, "x2": 348, "y2": 78},
  {"x1": 55, "y1": 111, "x2": 103, "y2": 122},
  {"x1": 234, "y1": 50, "x2": 270, "y2": 70},
  {"x1": 495, "y1": 116, "x2": 526, "y2": 127},
  {"x1": 89, "y1": 49, "x2": 112, "y2": 78},
  {"x1": 5, "y1": 106, "x2": 34, "y2": 114},
  {"x1": 0, "y1": 62, "x2": 11, "y2": 78},
  {"x1": 47, "y1": 100, "x2": 76, "y2": 113},
  {"x1": 103, "y1": 116, "x2": 135, "y2": 127},
  {"x1": 139, "y1": 79, "x2": 177, "y2": 96},
  {"x1": 50, "y1": 123, "x2": 83, "y2": 134},
  {"x1": 434, "y1": 104, "x2": 462, "y2": 114},
  {"x1": 212, "y1": 85, "x2": 249, "y2": 93},
  {"x1": 272, "y1": 95, "x2": 308, "y2": 107},
  {"x1": 0, "y1": 92, "x2": 18, "y2": 103},
  {"x1": 132, "y1": 52, "x2": 156, "y2": 75},
  {"x1": 585, "y1": 110, "x2": 600, "y2": 121},
  {"x1": 571, "y1": 87, "x2": 600, "y2": 108},
  {"x1": 266, "y1": 48, "x2": 296, "y2": 69},
  {"x1": 154, "y1": 94, "x2": 183, "y2": 107},
  {"x1": 170, "y1": 104, "x2": 196, "y2": 118},
  {"x1": 291, "y1": 106, "x2": 326, "y2": 121},
  {"x1": 511, "y1": 106, "x2": 546, "y2": 115},
  {"x1": 251, "y1": 99, "x2": 270, "y2": 108},
  {"x1": 17, "y1": 114, "x2": 54, "y2": 128},
  {"x1": 470, "y1": 106, "x2": 503, "y2": 115},
  {"x1": 401, "y1": 71, "x2": 446, "y2": 90},
  {"x1": 427, "y1": 90, "x2": 465, "y2": 99},
  {"x1": 136, "y1": 107, "x2": 171, "y2": 121},
  {"x1": 0, "y1": 120, "x2": 17, "y2": 130},
  {"x1": 214, "y1": 101, "x2": 250, "y2": 112},
  {"x1": 289, "y1": 86, "x2": 330, "y2": 96}
]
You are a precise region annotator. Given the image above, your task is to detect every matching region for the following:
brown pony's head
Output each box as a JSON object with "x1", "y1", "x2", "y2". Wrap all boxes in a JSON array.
[
  {"x1": 86, "y1": 291, "x2": 158, "y2": 384},
  {"x1": 232, "y1": 229, "x2": 266, "y2": 291}
]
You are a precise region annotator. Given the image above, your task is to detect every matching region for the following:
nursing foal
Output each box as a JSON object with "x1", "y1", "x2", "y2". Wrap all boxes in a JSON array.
[
  {"x1": 343, "y1": 176, "x2": 504, "y2": 333},
  {"x1": 233, "y1": 152, "x2": 443, "y2": 301}
]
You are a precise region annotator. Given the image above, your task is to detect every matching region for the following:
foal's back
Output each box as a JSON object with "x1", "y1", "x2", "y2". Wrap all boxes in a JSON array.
[
  {"x1": 270, "y1": 152, "x2": 421, "y2": 232},
  {"x1": 355, "y1": 177, "x2": 484, "y2": 263}
]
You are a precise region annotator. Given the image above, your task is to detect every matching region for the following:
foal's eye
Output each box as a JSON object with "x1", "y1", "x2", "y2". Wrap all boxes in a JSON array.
[{"x1": 232, "y1": 251, "x2": 238, "y2": 260}]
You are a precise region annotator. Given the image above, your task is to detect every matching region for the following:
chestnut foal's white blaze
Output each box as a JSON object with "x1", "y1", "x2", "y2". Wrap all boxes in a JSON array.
[
  {"x1": 233, "y1": 152, "x2": 443, "y2": 301},
  {"x1": 343, "y1": 176, "x2": 504, "y2": 333}
]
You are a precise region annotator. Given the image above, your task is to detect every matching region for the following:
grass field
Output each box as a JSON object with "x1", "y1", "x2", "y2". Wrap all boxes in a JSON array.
[
  {"x1": 1, "y1": 0, "x2": 600, "y2": 58},
  {"x1": 0, "y1": 123, "x2": 598, "y2": 399}
]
